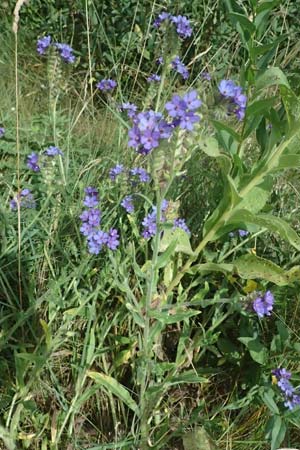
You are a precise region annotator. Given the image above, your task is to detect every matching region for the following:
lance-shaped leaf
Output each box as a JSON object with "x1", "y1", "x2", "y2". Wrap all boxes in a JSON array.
[
  {"x1": 256, "y1": 67, "x2": 290, "y2": 91},
  {"x1": 87, "y1": 371, "x2": 140, "y2": 416}
]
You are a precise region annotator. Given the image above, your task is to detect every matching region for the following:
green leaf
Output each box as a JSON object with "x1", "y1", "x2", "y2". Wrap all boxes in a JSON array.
[
  {"x1": 271, "y1": 154, "x2": 300, "y2": 171},
  {"x1": 238, "y1": 335, "x2": 268, "y2": 364},
  {"x1": 183, "y1": 426, "x2": 217, "y2": 450},
  {"x1": 229, "y1": 12, "x2": 256, "y2": 34},
  {"x1": 267, "y1": 416, "x2": 286, "y2": 450},
  {"x1": 187, "y1": 262, "x2": 234, "y2": 275},
  {"x1": 159, "y1": 228, "x2": 194, "y2": 256},
  {"x1": 232, "y1": 177, "x2": 272, "y2": 214},
  {"x1": 167, "y1": 371, "x2": 208, "y2": 386},
  {"x1": 87, "y1": 371, "x2": 140, "y2": 416},
  {"x1": 0, "y1": 425, "x2": 15, "y2": 450},
  {"x1": 233, "y1": 253, "x2": 294, "y2": 286},
  {"x1": 211, "y1": 120, "x2": 241, "y2": 155},
  {"x1": 261, "y1": 389, "x2": 280, "y2": 414},
  {"x1": 149, "y1": 308, "x2": 201, "y2": 324},
  {"x1": 246, "y1": 96, "x2": 277, "y2": 116},
  {"x1": 227, "y1": 210, "x2": 300, "y2": 251},
  {"x1": 156, "y1": 238, "x2": 178, "y2": 269},
  {"x1": 256, "y1": 67, "x2": 290, "y2": 91}
]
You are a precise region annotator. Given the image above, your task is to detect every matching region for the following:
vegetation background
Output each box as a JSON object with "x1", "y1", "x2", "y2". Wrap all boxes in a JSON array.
[{"x1": 1, "y1": 1, "x2": 300, "y2": 449}]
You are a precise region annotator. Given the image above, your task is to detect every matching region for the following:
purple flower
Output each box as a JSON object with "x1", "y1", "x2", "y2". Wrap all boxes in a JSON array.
[
  {"x1": 10, "y1": 189, "x2": 36, "y2": 210},
  {"x1": 44, "y1": 146, "x2": 63, "y2": 156},
  {"x1": 0, "y1": 127, "x2": 5, "y2": 138},
  {"x1": 174, "y1": 218, "x2": 190, "y2": 234},
  {"x1": 165, "y1": 90, "x2": 201, "y2": 131},
  {"x1": 119, "y1": 102, "x2": 137, "y2": 118},
  {"x1": 87, "y1": 229, "x2": 108, "y2": 254},
  {"x1": 202, "y1": 72, "x2": 211, "y2": 81},
  {"x1": 284, "y1": 395, "x2": 300, "y2": 410},
  {"x1": 272, "y1": 367, "x2": 300, "y2": 410},
  {"x1": 218, "y1": 79, "x2": 247, "y2": 121},
  {"x1": 171, "y1": 56, "x2": 189, "y2": 80},
  {"x1": 37, "y1": 35, "x2": 51, "y2": 55},
  {"x1": 130, "y1": 167, "x2": 151, "y2": 183},
  {"x1": 106, "y1": 228, "x2": 120, "y2": 250},
  {"x1": 156, "y1": 56, "x2": 164, "y2": 65},
  {"x1": 218, "y1": 80, "x2": 236, "y2": 98},
  {"x1": 27, "y1": 153, "x2": 40, "y2": 172},
  {"x1": 153, "y1": 12, "x2": 171, "y2": 28},
  {"x1": 83, "y1": 187, "x2": 99, "y2": 208},
  {"x1": 238, "y1": 229, "x2": 249, "y2": 237},
  {"x1": 147, "y1": 74, "x2": 161, "y2": 83},
  {"x1": 142, "y1": 200, "x2": 169, "y2": 239},
  {"x1": 253, "y1": 290, "x2": 274, "y2": 318},
  {"x1": 109, "y1": 164, "x2": 124, "y2": 180},
  {"x1": 171, "y1": 15, "x2": 192, "y2": 39},
  {"x1": 121, "y1": 195, "x2": 134, "y2": 213},
  {"x1": 128, "y1": 110, "x2": 172, "y2": 155},
  {"x1": 96, "y1": 79, "x2": 117, "y2": 92},
  {"x1": 55, "y1": 43, "x2": 75, "y2": 63}
]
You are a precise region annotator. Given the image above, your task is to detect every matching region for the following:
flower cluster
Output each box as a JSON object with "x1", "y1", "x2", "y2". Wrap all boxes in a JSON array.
[
  {"x1": 171, "y1": 56, "x2": 189, "y2": 80},
  {"x1": 119, "y1": 102, "x2": 137, "y2": 119},
  {"x1": 128, "y1": 111, "x2": 172, "y2": 155},
  {"x1": 173, "y1": 218, "x2": 190, "y2": 234},
  {"x1": 121, "y1": 195, "x2": 134, "y2": 214},
  {"x1": 0, "y1": 127, "x2": 5, "y2": 138},
  {"x1": 55, "y1": 43, "x2": 75, "y2": 63},
  {"x1": 130, "y1": 167, "x2": 151, "y2": 183},
  {"x1": 96, "y1": 79, "x2": 117, "y2": 92},
  {"x1": 27, "y1": 146, "x2": 63, "y2": 172},
  {"x1": 202, "y1": 72, "x2": 211, "y2": 81},
  {"x1": 142, "y1": 200, "x2": 169, "y2": 239},
  {"x1": 218, "y1": 79, "x2": 247, "y2": 120},
  {"x1": 10, "y1": 189, "x2": 36, "y2": 210},
  {"x1": 27, "y1": 153, "x2": 40, "y2": 172},
  {"x1": 165, "y1": 90, "x2": 201, "y2": 131},
  {"x1": 79, "y1": 187, "x2": 119, "y2": 254},
  {"x1": 109, "y1": 164, "x2": 124, "y2": 181},
  {"x1": 153, "y1": 13, "x2": 192, "y2": 39},
  {"x1": 37, "y1": 35, "x2": 51, "y2": 55},
  {"x1": 147, "y1": 74, "x2": 161, "y2": 83},
  {"x1": 36, "y1": 36, "x2": 75, "y2": 63},
  {"x1": 253, "y1": 290, "x2": 274, "y2": 318},
  {"x1": 272, "y1": 368, "x2": 300, "y2": 410}
]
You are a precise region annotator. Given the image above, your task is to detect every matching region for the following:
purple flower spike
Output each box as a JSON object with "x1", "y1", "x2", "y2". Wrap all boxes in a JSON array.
[
  {"x1": 44, "y1": 146, "x2": 63, "y2": 156},
  {"x1": 120, "y1": 102, "x2": 137, "y2": 118},
  {"x1": 109, "y1": 164, "x2": 124, "y2": 181},
  {"x1": 55, "y1": 43, "x2": 75, "y2": 63},
  {"x1": 10, "y1": 189, "x2": 36, "y2": 210},
  {"x1": 0, "y1": 127, "x2": 5, "y2": 138},
  {"x1": 153, "y1": 12, "x2": 171, "y2": 28},
  {"x1": 147, "y1": 74, "x2": 161, "y2": 83},
  {"x1": 130, "y1": 167, "x2": 151, "y2": 183},
  {"x1": 96, "y1": 79, "x2": 117, "y2": 92},
  {"x1": 171, "y1": 56, "x2": 189, "y2": 80},
  {"x1": 171, "y1": 15, "x2": 192, "y2": 39},
  {"x1": 106, "y1": 228, "x2": 120, "y2": 250},
  {"x1": 121, "y1": 195, "x2": 134, "y2": 214},
  {"x1": 37, "y1": 35, "x2": 51, "y2": 55},
  {"x1": 272, "y1": 367, "x2": 300, "y2": 410},
  {"x1": 27, "y1": 153, "x2": 40, "y2": 172},
  {"x1": 253, "y1": 290, "x2": 274, "y2": 318},
  {"x1": 174, "y1": 218, "x2": 190, "y2": 234}
]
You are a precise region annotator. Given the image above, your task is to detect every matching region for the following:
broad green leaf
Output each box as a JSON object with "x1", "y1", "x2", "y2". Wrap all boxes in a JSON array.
[
  {"x1": 87, "y1": 371, "x2": 140, "y2": 416},
  {"x1": 229, "y1": 12, "x2": 256, "y2": 34},
  {"x1": 211, "y1": 120, "x2": 241, "y2": 154},
  {"x1": 187, "y1": 262, "x2": 234, "y2": 275},
  {"x1": 183, "y1": 426, "x2": 217, "y2": 450},
  {"x1": 271, "y1": 154, "x2": 300, "y2": 171},
  {"x1": 238, "y1": 335, "x2": 268, "y2": 364},
  {"x1": 199, "y1": 137, "x2": 233, "y2": 175},
  {"x1": 256, "y1": 67, "x2": 290, "y2": 91},
  {"x1": 149, "y1": 308, "x2": 201, "y2": 324},
  {"x1": 227, "y1": 210, "x2": 300, "y2": 251},
  {"x1": 159, "y1": 228, "x2": 194, "y2": 256},
  {"x1": 266, "y1": 415, "x2": 286, "y2": 450},
  {"x1": 246, "y1": 96, "x2": 277, "y2": 116},
  {"x1": 233, "y1": 177, "x2": 272, "y2": 213},
  {"x1": 156, "y1": 238, "x2": 178, "y2": 269},
  {"x1": 261, "y1": 389, "x2": 280, "y2": 414},
  {"x1": 233, "y1": 253, "x2": 294, "y2": 285}
]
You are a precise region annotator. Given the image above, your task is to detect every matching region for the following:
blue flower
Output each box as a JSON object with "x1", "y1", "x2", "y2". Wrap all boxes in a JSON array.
[
  {"x1": 96, "y1": 79, "x2": 117, "y2": 91},
  {"x1": 218, "y1": 79, "x2": 247, "y2": 121},
  {"x1": 171, "y1": 56, "x2": 189, "y2": 80},
  {"x1": 171, "y1": 15, "x2": 192, "y2": 39},
  {"x1": 10, "y1": 189, "x2": 36, "y2": 210},
  {"x1": 27, "y1": 153, "x2": 40, "y2": 172},
  {"x1": 173, "y1": 218, "x2": 190, "y2": 234},
  {"x1": 44, "y1": 146, "x2": 63, "y2": 156},
  {"x1": 147, "y1": 74, "x2": 161, "y2": 83},
  {"x1": 130, "y1": 167, "x2": 151, "y2": 183},
  {"x1": 55, "y1": 43, "x2": 75, "y2": 63},
  {"x1": 37, "y1": 35, "x2": 51, "y2": 55},
  {"x1": 272, "y1": 368, "x2": 300, "y2": 410},
  {"x1": 165, "y1": 90, "x2": 201, "y2": 131},
  {"x1": 119, "y1": 102, "x2": 137, "y2": 119},
  {"x1": 0, "y1": 127, "x2": 5, "y2": 138},
  {"x1": 253, "y1": 290, "x2": 274, "y2": 317},
  {"x1": 121, "y1": 195, "x2": 134, "y2": 213},
  {"x1": 109, "y1": 164, "x2": 124, "y2": 180}
]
